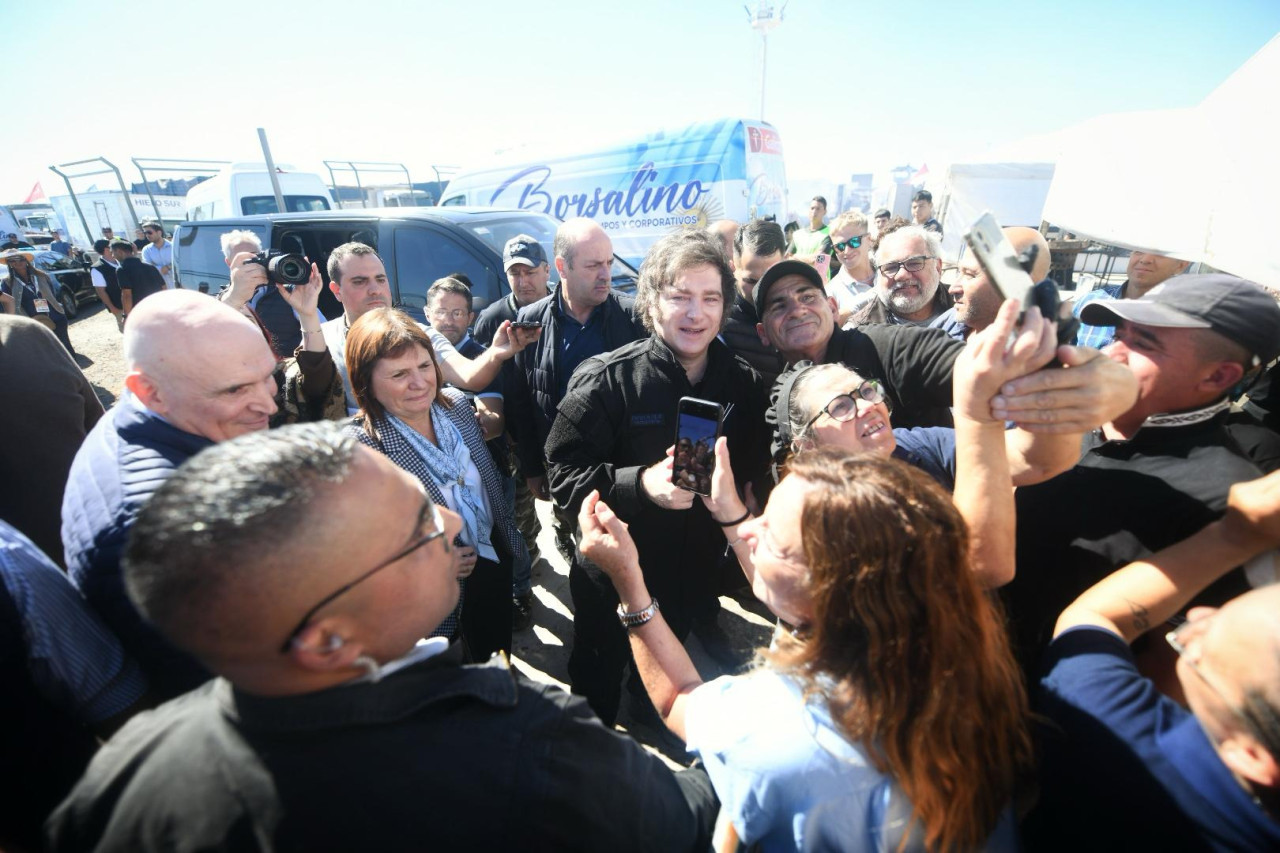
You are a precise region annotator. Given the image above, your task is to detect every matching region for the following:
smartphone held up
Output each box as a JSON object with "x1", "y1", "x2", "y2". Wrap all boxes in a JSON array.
[{"x1": 671, "y1": 397, "x2": 724, "y2": 496}]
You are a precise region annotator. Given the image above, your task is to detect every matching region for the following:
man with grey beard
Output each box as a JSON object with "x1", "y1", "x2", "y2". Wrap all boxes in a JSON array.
[{"x1": 850, "y1": 224, "x2": 954, "y2": 330}]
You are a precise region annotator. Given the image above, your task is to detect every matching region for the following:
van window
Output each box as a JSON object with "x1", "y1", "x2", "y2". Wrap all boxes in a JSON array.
[
  {"x1": 392, "y1": 226, "x2": 502, "y2": 316},
  {"x1": 240, "y1": 196, "x2": 332, "y2": 215},
  {"x1": 174, "y1": 223, "x2": 269, "y2": 294},
  {"x1": 440, "y1": 195, "x2": 465, "y2": 207}
]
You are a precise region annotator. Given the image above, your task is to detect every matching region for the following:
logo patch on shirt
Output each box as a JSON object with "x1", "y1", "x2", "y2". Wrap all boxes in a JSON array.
[{"x1": 630, "y1": 412, "x2": 666, "y2": 427}]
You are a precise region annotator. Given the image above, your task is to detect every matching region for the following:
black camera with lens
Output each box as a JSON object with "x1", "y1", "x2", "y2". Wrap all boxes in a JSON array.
[{"x1": 245, "y1": 251, "x2": 310, "y2": 288}]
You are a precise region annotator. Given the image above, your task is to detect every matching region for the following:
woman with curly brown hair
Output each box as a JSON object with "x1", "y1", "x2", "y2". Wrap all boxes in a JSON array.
[{"x1": 580, "y1": 448, "x2": 1032, "y2": 851}]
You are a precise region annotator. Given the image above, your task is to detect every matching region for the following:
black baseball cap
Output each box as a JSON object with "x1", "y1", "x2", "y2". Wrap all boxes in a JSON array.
[
  {"x1": 753, "y1": 259, "x2": 825, "y2": 313},
  {"x1": 503, "y1": 235, "x2": 547, "y2": 271},
  {"x1": 874, "y1": 208, "x2": 891, "y2": 219},
  {"x1": 1080, "y1": 274, "x2": 1280, "y2": 365}
]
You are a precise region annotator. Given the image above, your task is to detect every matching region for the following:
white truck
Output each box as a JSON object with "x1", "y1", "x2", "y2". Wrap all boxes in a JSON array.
[
  {"x1": 439, "y1": 118, "x2": 789, "y2": 268},
  {"x1": 48, "y1": 191, "x2": 186, "y2": 249},
  {"x1": 184, "y1": 164, "x2": 336, "y2": 221}
]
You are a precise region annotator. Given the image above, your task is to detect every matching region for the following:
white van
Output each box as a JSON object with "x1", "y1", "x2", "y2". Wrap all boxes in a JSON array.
[
  {"x1": 185, "y1": 164, "x2": 336, "y2": 221},
  {"x1": 440, "y1": 118, "x2": 789, "y2": 269}
]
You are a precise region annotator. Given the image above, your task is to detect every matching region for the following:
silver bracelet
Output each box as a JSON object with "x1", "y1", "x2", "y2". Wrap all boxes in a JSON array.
[
  {"x1": 616, "y1": 597, "x2": 660, "y2": 629},
  {"x1": 302, "y1": 329, "x2": 323, "y2": 337}
]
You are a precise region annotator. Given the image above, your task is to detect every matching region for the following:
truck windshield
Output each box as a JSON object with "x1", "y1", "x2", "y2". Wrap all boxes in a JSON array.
[
  {"x1": 461, "y1": 214, "x2": 637, "y2": 290},
  {"x1": 240, "y1": 196, "x2": 332, "y2": 215}
]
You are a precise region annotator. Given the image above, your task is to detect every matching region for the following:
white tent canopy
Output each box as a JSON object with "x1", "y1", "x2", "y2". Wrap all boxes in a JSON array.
[{"x1": 1042, "y1": 34, "x2": 1280, "y2": 287}]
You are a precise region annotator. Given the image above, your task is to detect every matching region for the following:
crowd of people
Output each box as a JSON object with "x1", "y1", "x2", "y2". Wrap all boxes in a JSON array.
[{"x1": 2, "y1": 199, "x2": 1279, "y2": 851}]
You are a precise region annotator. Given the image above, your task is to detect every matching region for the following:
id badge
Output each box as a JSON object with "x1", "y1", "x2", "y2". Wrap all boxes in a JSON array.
[{"x1": 34, "y1": 298, "x2": 50, "y2": 314}]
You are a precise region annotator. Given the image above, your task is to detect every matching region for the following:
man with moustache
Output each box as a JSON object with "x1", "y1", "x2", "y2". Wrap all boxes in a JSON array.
[
  {"x1": 474, "y1": 234, "x2": 552, "y2": 343},
  {"x1": 849, "y1": 224, "x2": 954, "y2": 330}
]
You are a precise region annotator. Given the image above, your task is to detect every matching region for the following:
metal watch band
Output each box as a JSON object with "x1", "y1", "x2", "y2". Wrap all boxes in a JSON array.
[{"x1": 617, "y1": 597, "x2": 660, "y2": 628}]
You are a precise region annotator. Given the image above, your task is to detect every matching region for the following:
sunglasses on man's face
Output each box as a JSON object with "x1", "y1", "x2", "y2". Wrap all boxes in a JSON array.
[{"x1": 831, "y1": 235, "x2": 865, "y2": 252}]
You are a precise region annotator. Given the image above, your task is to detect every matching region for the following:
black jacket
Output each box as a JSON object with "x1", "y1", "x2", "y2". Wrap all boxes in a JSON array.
[
  {"x1": 819, "y1": 323, "x2": 962, "y2": 429},
  {"x1": 546, "y1": 336, "x2": 769, "y2": 621},
  {"x1": 507, "y1": 288, "x2": 647, "y2": 476},
  {"x1": 49, "y1": 645, "x2": 717, "y2": 852},
  {"x1": 722, "y1": 293, "x2": 784, "y2": 390},
  {"x1": 116, "y1": 256, "x2": 167, "y2": 305}
]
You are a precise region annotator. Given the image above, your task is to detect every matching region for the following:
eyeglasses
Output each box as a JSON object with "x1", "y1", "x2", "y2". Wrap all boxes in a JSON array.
[
  {"x1": 805, "y1": 379, "x2": 887, "y2": 429},
  {"x1": 143, "y1": 230, "x2": 158, "y2": 236},
  {"x1": 831, "y1": 234, "x2": 865, "y2": 252},
  {"x1": 279, "y1": 499, "x2": 447, "y2": 653},
  {"x1": 877, "y1": 255, "x2": 934, "y2": 277},
  {"x1": 429, "y1": 307, "x2": 469, "y2": 322},
  {"x1": 1167, "y1": 618, "x2": 1280, "y2": 758}
]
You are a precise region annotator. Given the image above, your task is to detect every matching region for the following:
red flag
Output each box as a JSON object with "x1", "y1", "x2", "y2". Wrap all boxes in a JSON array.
[
  {"x1": 23, "y1": 182, "x2": 46, "y2": 203},
  {"x1": 910, "y1": 164, "x2": 929, "y2": 186}
]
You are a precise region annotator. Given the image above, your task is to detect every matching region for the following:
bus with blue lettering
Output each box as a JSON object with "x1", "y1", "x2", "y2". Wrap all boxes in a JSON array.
[{"x1": 438, "y1": 118, "x2": 788, "y2": 268}]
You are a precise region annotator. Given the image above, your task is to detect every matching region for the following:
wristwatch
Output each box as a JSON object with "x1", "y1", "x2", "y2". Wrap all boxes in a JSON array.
[{"x1": 617, "y1": 597, "x2": 660, "y2": 629}]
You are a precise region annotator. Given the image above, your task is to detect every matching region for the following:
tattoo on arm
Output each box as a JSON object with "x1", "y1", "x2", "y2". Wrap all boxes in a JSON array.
[{"x1": 1125, "y1": 598, "x2": 1151, "y2": 632}]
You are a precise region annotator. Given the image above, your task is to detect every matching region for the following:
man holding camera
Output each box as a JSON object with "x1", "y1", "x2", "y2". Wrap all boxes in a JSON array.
[{"x1": 217, "y1": 229, "x2": 316, "y2": 357}]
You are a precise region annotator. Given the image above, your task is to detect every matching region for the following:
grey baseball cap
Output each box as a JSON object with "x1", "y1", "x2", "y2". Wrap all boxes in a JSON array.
[
  {"x1": 503, "y1": 235, "x2": 547, "y2": 271},
  {"x1": 1080, "y1": 274, "x2": 1280, "y2": 365}
]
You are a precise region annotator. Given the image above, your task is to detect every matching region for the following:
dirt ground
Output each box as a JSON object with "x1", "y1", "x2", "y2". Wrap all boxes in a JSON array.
[{"x1": 65, "y1": 302, "x2": 775, "y2": 764}]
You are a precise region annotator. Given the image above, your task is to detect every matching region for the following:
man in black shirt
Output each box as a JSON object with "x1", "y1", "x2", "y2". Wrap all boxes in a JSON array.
[
  {"x1": 1003, "y1": 274, "x2": 1280, "y2": 671},
  {"x1": 110, "y1": 239, "x2": 166, "y2": 316},
  {"x1": 49, "y1": 423, "x2": 717, "y2": 852}
]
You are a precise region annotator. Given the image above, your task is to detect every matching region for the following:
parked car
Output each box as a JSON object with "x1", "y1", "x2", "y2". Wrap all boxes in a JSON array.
[
  {"x1": 31, "y1": 251, "x2": 97, "y2": 318},
  {"x1": 172, "y1": 207, "x2": 637, "y2": 323}
]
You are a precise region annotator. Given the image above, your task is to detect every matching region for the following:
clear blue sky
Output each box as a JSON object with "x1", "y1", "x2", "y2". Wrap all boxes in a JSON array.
[{"x1": 4, "y1": 0, "x2": 1277, "y2": 205}]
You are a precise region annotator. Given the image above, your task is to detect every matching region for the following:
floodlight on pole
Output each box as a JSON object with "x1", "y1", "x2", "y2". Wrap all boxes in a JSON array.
[{"x1": 744, "y1": 1, "x2": 786, "y2": 120}]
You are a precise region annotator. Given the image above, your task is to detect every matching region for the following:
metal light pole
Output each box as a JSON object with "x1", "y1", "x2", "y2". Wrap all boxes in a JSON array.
[{"x1": 745, "y1": 1, "x2": 786, "y2": 120}]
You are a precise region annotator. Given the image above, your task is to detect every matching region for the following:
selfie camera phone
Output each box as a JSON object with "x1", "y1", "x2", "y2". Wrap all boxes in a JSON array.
[
  {"x1": 964, "y1": 212, "x2": 1036, "y2": 319},
  {"x1": 510, "y1": 321, "x2": 543, "y2": 330},
  {"x1": 671, "y1": 397, "x2": 724, "y2": 497}
]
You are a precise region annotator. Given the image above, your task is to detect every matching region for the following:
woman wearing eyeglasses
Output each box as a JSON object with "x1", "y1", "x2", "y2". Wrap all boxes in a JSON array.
[
  {"x1": 579, "y1": 444, "x2": 1034, "y2": 852},
  {"x1": 772, "y1": 300, "x2": 1090, "y2": 588},
  {"x1": 342, "y1": 307, "x2": 523, "y2": 659},
  {"x1": 824, "y1": 211, "x2": 876, "y2": 325}
]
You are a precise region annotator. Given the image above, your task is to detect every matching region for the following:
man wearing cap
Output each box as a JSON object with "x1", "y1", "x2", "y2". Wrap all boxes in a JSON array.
[
  {"x1": 111, "y1": 239, "x2": 167, "y2": 316},
  {"x1": 1001, "y1": 274, "x2": 1280, "y2": 672},
  {"x1": 753, "y1": 258, "x2": 1138, "y2": 431},
  {"x1": 462, "y1": 235, "x2": 551, "y2": 617},
  {"x1": 474, "y1": 234, "x2": 551, "y2": 344},
  {"x1": 1, "y1": 233, "x2": 33, "y2": 252},
  {"x1": 911, "y1": 190, "x2": 943, "y2": 236},
  {"x1": 1072, "y1": 248, "x2": 1191, "y2": 349},
  {"x1": 872, "y1": 208, "x2": 891, "y2": 236}
]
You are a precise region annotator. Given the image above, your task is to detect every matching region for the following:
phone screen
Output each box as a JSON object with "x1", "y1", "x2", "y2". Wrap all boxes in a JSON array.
[{"x1": 672, "y1": 410, "x2": 720, "y2": 496}]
